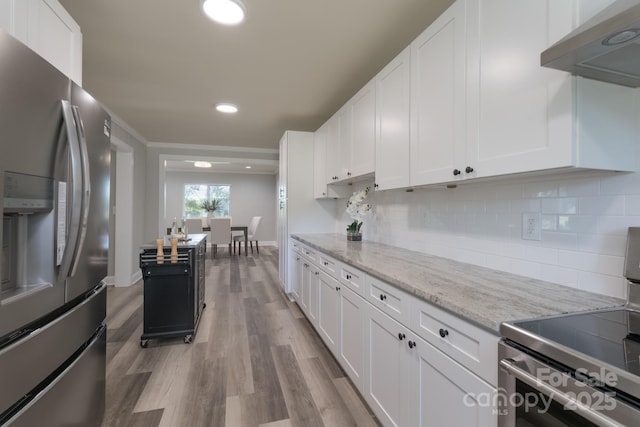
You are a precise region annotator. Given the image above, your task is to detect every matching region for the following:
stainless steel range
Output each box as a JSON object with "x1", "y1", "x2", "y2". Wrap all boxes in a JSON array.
[{"x1": 498, "y1": 228, "x2": 640, "y2": 426}]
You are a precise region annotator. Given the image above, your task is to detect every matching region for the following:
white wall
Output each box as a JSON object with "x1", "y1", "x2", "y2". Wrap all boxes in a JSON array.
[
  {"x1": 165, "y1": 170, "x2": 277, "y2": 242},
  {"x1": 109, "y1": 118, "x2": 147, "y2": 287},
  {"x1": 339, "y1": 169, "x2": 640, "y2": 300}
]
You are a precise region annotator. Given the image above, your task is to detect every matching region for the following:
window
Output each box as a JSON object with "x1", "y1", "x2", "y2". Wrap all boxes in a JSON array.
[{"x1": 184, "y1": 184, "x2": 230, "y2": 217}]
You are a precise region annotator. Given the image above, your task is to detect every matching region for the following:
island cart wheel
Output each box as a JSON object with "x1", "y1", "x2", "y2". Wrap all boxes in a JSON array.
[{"x1": 140, "y1": 340, "x2": 149, "y2": 348}]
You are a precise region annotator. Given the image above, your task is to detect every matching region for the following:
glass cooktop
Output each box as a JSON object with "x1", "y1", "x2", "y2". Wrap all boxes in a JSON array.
[{"x1": 505, "y1": 308, "x2": 640, "y2": 377}]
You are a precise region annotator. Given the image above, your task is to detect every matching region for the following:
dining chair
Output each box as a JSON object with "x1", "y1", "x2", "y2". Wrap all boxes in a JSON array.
[
  {"x1": 234, "y1": 216, "x2": 262, "y2": 254},
  {"x1": 208, "y1": 217, "x2": 232, "y2": 258},
  {"x1": 185, "y1": 218, "x2": 203, "y2": 236}
]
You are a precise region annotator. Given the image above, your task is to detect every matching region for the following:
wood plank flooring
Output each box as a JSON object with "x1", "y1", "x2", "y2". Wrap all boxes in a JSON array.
[{"x1": 103, "y1": 246, "x2": 380, "y2": 427}]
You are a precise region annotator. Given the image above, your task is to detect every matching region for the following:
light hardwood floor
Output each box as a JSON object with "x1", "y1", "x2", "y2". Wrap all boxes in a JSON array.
[{"x1": 103, "y1": 246, "x2": 380, "y2": 427}]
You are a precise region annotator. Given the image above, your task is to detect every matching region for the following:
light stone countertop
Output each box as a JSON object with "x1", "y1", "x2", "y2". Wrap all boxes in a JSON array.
[{"x1": 291, "y1": 233, "x2": 625, "y2": 333}]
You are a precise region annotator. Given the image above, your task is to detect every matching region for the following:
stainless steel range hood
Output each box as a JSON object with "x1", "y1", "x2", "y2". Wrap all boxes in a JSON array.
[{"x1": 541, "y1": 0, "x2": 640, "y2": 87}]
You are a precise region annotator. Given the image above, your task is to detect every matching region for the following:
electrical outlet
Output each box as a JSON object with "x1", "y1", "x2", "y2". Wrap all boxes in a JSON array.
[{"x1": 522, "y1": 213, "x2": 541, "y2": 241}]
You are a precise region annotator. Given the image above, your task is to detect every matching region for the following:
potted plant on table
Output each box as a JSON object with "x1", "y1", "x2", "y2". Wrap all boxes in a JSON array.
[
  {"x1": 345, "y1": 187, "x2": 372, "y2": 241},
  {"x1": 201, "y1": 198, "x2": 222, "y2": 219}
]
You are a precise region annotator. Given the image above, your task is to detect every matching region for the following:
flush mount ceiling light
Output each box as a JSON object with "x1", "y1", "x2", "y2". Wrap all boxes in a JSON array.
[
  {"x1": 215, "y1": 103, "x2": 238, "y2": 113},
  {"x1": 201, "y1": 0, "x2": 246, "y2": 25},
  {"x1": 194, "y1": 161, "x2": 212, "y2": 168}
]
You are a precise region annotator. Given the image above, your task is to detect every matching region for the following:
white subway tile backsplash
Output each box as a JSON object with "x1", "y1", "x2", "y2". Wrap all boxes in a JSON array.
[
  {"x1": 541, "y1": 215, "x2": 557, "y2": 231},
  {"x1": 510, "y1": 198, "x2": 541, "y2": 213},
  {"x1": 557, "y1": 215, "x2": 597, "y2": 233},
  {"x1": 540, "y1": 265, "x2": 578, "y2": 287},
  {"x1": 523, "y1": 245, "x2": 558, "y2": 264},
  {"x1": 541, "y1": 231, "x2": 578, "y2": 250},
  {"x1": 577, "y1": 233, "x2": 627, "y2": 257},
  {"x1": 578, "y1": 195, "x2": 625, "y2": 215},
  {"x1": 600, "y1": 172, "x2": 640, "y2": 196},
  {"x1": 510, "y1": 259, "x2": 542, "y2": 279},
  {"x1": 597, "y1": 216, "x2": 640, "y2": 236},
  {"x1": 557, "y1": 177, "x2": 600, "y2": 197},
  {"x1": 524, "y1": 181, "x2": 558, "y2": 198},
  {"x1": 577, "y1": 272, "x2": 627, "y2": 299},
  {"x1": 541, "y1": 198, "x2": 577, "y2": 214},
  {"x1": 625, "y1": 195, "x2": 640, "y2": 215},
  {"x1": 368, "y1": 170, "x2": 640, "y2": 299}
]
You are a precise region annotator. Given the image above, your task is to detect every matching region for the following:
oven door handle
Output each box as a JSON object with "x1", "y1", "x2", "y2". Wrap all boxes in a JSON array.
[{"x1": 500, "y1": 358, "x2": 624, "y2": 427}]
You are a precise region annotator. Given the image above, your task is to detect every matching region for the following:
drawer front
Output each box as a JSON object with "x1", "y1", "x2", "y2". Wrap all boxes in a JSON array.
[
  {"x1": 411, "y1": 298, "x2": 499, "y2": 386},
  {"x1": 318, "y1": 253, "x2": 338, "y2": 276},
  {"x1": 365, "y1": 276, "x2": 411, "y2": 325},
  {"x1": 300, "y1": 245, "x2": 318, "y2": 264},
  {"x1": 339, "y1": 263, "x2": 365, "y2": 296},
  {"x1": 291, "y1": 239, "x2": 302, "y2": 254}
]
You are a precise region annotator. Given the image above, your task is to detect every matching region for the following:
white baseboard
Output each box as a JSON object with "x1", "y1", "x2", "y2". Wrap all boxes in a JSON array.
[{"x1": 108, "y1": 270, "x2": 142, "y2": 287}]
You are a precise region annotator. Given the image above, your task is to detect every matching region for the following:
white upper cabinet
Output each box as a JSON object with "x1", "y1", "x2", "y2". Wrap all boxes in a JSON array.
[
  {"x1": 410, "y1": 0, "x2": 467, "y2": 186},
  {"x1": 324, "y1": 79, "x2": 376, "y2": 185},
  {"x1": 348, "y1": 79, "x2": 376, "y2": 178},
  {"x1": 313, "y1": 122, "x2": 329, "y2": 198},
  {"x1": 326, "y1": 111, "x2": 342, "y2": 183},
  {"x1": 375, "y1": 46, "x2": 411, "y2": 191},
  {"x1": 463, "y1": 0, "x2": 637, "y2": 180},
  {"x1": 0, "y1": 0, "x2": 82, "y2": 84}
]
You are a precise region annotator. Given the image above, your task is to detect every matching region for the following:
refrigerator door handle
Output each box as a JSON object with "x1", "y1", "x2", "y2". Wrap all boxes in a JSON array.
[
  {"x1": 58, "y1": 100, "x2": 83, "y2": 281},
  {"x1": 69, "y1": 105, "x2": 91, "y2": 277}
]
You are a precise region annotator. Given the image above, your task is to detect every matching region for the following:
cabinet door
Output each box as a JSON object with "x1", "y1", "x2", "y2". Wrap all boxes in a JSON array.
[
  {"x1": 349, "y1": 79, "x2": 375, "y2": 178},
  {"x1": 299, "y1": 261, "x2": 312, "y2": 316},
  {"x1": 290, "y1": 253, "x2": 302, "y2": 302},
  {"x1": 465, "y1": 0, "x2": 574, "y2": 178},
  {"x1": 317, "y1": 270, "x2": 340, "y2": 353},
  {"x1": 364, "y1": 305, "x2": 410, "y2": 427},
  {"x1": 313, "y1": 123, "x2": 329, "y2": 198},
  {"x1": 0, "y1": 0, "x2": 82, "y2": 83},
  {"x1": 307, "y1": 264, "x2": 319, "y2": 327},
  {"x1": 375, "y1": 46, "x2": 411, "y2": 191},
  {"x1": 410, "y1": 0, "x2": 466, "y2": 186},
  {"x1": 337, "y1": 105, "x2": 352, "y2": 180},
  {"x1": 338, "y1": 286, "x2": 365, "y2": 391},
  {"x1": 409, "y1": 335, "x2": 496, "y2": 427},
  {"x1": 326, "y1": 114, "x2": 341, "y2": 183}
]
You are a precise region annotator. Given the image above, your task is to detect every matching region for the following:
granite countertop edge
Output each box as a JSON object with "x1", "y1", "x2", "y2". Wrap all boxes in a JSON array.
[{"x1": 291, "y1": 233, "x2": 626, "y2": 333}]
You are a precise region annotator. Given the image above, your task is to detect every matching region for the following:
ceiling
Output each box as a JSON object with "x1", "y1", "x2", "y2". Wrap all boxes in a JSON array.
[{"x1": 60, "y1": 0, "x2": 453, "y2": 170}]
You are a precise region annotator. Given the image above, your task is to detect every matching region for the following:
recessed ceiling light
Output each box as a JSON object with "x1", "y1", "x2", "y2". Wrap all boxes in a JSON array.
[
  {"x1": 194, "y1": 161, "x2": 212, "y2": 168},
  {"x1": 245, "y1": 165, "x2": 252, "y2": 169},
  {"x1": 201, "y1": 0, "x2": 246, "y2": 25},
  {"x1": 215, "y1": 103, "x2": 238, "y2": 113}
]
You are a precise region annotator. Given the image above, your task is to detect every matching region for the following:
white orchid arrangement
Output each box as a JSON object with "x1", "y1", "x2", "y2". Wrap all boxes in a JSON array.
[{"x1": 346, "y1": 186, "x2": 372, "y2": 233}]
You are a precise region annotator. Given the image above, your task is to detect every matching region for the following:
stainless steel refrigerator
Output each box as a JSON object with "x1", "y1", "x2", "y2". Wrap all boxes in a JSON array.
[{"x1": 0, "y1": 29, "x2": 109, "y2": 426}]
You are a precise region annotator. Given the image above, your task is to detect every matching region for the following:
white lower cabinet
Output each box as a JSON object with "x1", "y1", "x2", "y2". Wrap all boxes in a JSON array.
[
  {"x1": 317, "y1": 270, "x2": 340, "y2": 351},
  {"x1": 290, "y1": 251, "x2": 302, "y2": 302},
  {"x1": 305, "y1": 262, "x2": 319, "y2": 326},
  {"x1": 410, "y1": 335, "x2": 497, "y2": 427},
  {"x1": 292, "y1": 239, "x2": 498, "y2": 427},
  {"x1": 364, "y1": 304, "x2": 411, "y2": 427},
  {"x1": 337, "y1": 285, "x2": 365, "y2": 390},
  {"x1": 317, "y1": 265, "x2": 366, "y2": 390}
]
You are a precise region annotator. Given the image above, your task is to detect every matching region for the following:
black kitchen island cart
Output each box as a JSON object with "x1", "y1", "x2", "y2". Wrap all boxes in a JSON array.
[{"x1": 138, "y1": 233, "x2": 207, "y2": 347}]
